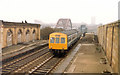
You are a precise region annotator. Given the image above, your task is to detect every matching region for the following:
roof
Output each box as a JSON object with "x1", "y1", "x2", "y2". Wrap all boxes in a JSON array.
[{"x1": 59, "y1": 29, "x2": 78, "y2": 36}]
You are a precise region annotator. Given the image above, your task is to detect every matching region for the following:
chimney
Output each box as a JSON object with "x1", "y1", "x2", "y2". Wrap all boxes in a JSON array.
[{"x1": 25, "y1": 20, "x2": 27, "y2": 23}]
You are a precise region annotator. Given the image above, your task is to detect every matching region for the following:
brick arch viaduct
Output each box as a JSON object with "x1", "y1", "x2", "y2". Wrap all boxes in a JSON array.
[{"x1": 0, "y1": 20, "x2": 40, "y2": 48}]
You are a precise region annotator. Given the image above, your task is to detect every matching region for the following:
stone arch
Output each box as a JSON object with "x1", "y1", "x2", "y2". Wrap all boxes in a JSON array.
[
  {"x1": 32, "y1": 29, "x2": 36, "y2": 42},
  {"x1": 7, "y1": 29, "x2": 13, "y2": 46},
  {"x1": 17, "y1": 29, "x2": 22, "y2": 44},
  {"x1": 26, "y1": 29, "x2": 30, "y2": 42}
]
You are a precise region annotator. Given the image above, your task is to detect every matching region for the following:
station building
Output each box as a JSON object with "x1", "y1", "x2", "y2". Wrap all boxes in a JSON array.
[{"x1": 0, "y1": 20, "x2": 41, "y2": 48}]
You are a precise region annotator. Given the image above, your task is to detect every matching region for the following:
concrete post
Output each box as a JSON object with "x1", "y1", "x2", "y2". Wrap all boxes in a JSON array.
[
  {"x1": 22, "y1": 28, "x2": 26, "y2": 42},
  {"x1": 3, "y1": 28, "x2": 7, "y2": 48},
  {"x1": 0, "y1": 21, "x2": 2, "y2": 75},
  {"x1": 118, "y1": 21, "x2": 120, "y2": 75},
  {"x1": 37, "y1": 25, "x2": 40, "y2": 40},
  {"x1": 13, "y1": 28, "x2": 17, "y2": 45},
  {"x1": 30, "y1": 28, "x2": 33, "y2": 41}
]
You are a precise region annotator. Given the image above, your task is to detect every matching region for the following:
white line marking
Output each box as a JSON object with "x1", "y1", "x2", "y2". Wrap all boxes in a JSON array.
[
  {"x1": 68, "y1": 65, "x2": 76, "y2": 73},
  {"x1": 82, "y1": 44, "x2": 94, "y2": 45}
]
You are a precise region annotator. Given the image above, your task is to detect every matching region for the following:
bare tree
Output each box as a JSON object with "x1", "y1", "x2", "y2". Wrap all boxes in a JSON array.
[{"x1": 40, "y1": 27, "x2": 64, "y2": 40}]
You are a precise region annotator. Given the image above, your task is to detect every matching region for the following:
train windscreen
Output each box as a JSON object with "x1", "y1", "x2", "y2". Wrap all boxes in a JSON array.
[
  {"x1": 61, "y1": 38, "x2": 65, "y2": 43},
  {"x1": 56, "y1": 38, "x2": 59, "y2": 43},
  {"x1": 50, "y1": 37, "x2": 54, "y2": 43}
]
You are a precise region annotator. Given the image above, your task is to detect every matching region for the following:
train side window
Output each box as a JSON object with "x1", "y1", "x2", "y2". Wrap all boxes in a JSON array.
[
  {"x1": 50, "y1": 37, "x2": 54, "y2": 43},
  {"x1": 61, "y1": 38, "x2": 65, "y2": 43},
  {"x1": 56, "y1": 38, "x2": 59, "y2": 43}
]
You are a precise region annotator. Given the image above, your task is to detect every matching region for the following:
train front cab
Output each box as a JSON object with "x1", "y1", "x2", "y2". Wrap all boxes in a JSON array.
[{"x1": 49, "y1": 33, "x2": 68, "y2": 54}]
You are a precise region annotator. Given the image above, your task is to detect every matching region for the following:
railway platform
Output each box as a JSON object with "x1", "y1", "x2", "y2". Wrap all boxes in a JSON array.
[
  {"x1": 64, "y1": 43, "x2": 112, "y2": 73},
  {"x1": 2, "y1": 40, "x2": 48, "y2": 61},
  {"x1": 2, "y1": 40, "x2": 48, "y2": 55},
  {"x1": 65, "y1": 34, "x2": 113, "y2": 73}
]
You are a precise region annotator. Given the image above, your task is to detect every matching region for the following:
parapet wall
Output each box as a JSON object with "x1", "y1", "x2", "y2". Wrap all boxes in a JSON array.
[{"x1": 97, "y1": 20, "x2": 120, "y2": 73}]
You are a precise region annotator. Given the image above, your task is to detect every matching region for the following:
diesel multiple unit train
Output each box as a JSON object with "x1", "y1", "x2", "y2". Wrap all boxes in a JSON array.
[{"x1": 49, "y1": 29, "x2": 80, "y2": 54}]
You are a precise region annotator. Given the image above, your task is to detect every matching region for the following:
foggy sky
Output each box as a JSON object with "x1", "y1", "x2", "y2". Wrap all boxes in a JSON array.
[{"x1": 0, "y1": 0, "x2": 119, "y2": 24}]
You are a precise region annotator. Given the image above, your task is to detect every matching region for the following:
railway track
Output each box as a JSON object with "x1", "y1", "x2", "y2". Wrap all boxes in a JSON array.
[
  {"x1": 30, "y1": 56, "x2": 62, "y2": 75},
  {"x1": 2, "y1": 42, "x2": 48, "y2": 64},
  {"x1": 28, "y1": 38, "x2": 81, "y2": 75},
  {"x1": 1, "y1": 39, "x2": 80, "y2": 74},
  {"x1": 2, "y1": 46, "x2": 49, "y2": 74}
]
